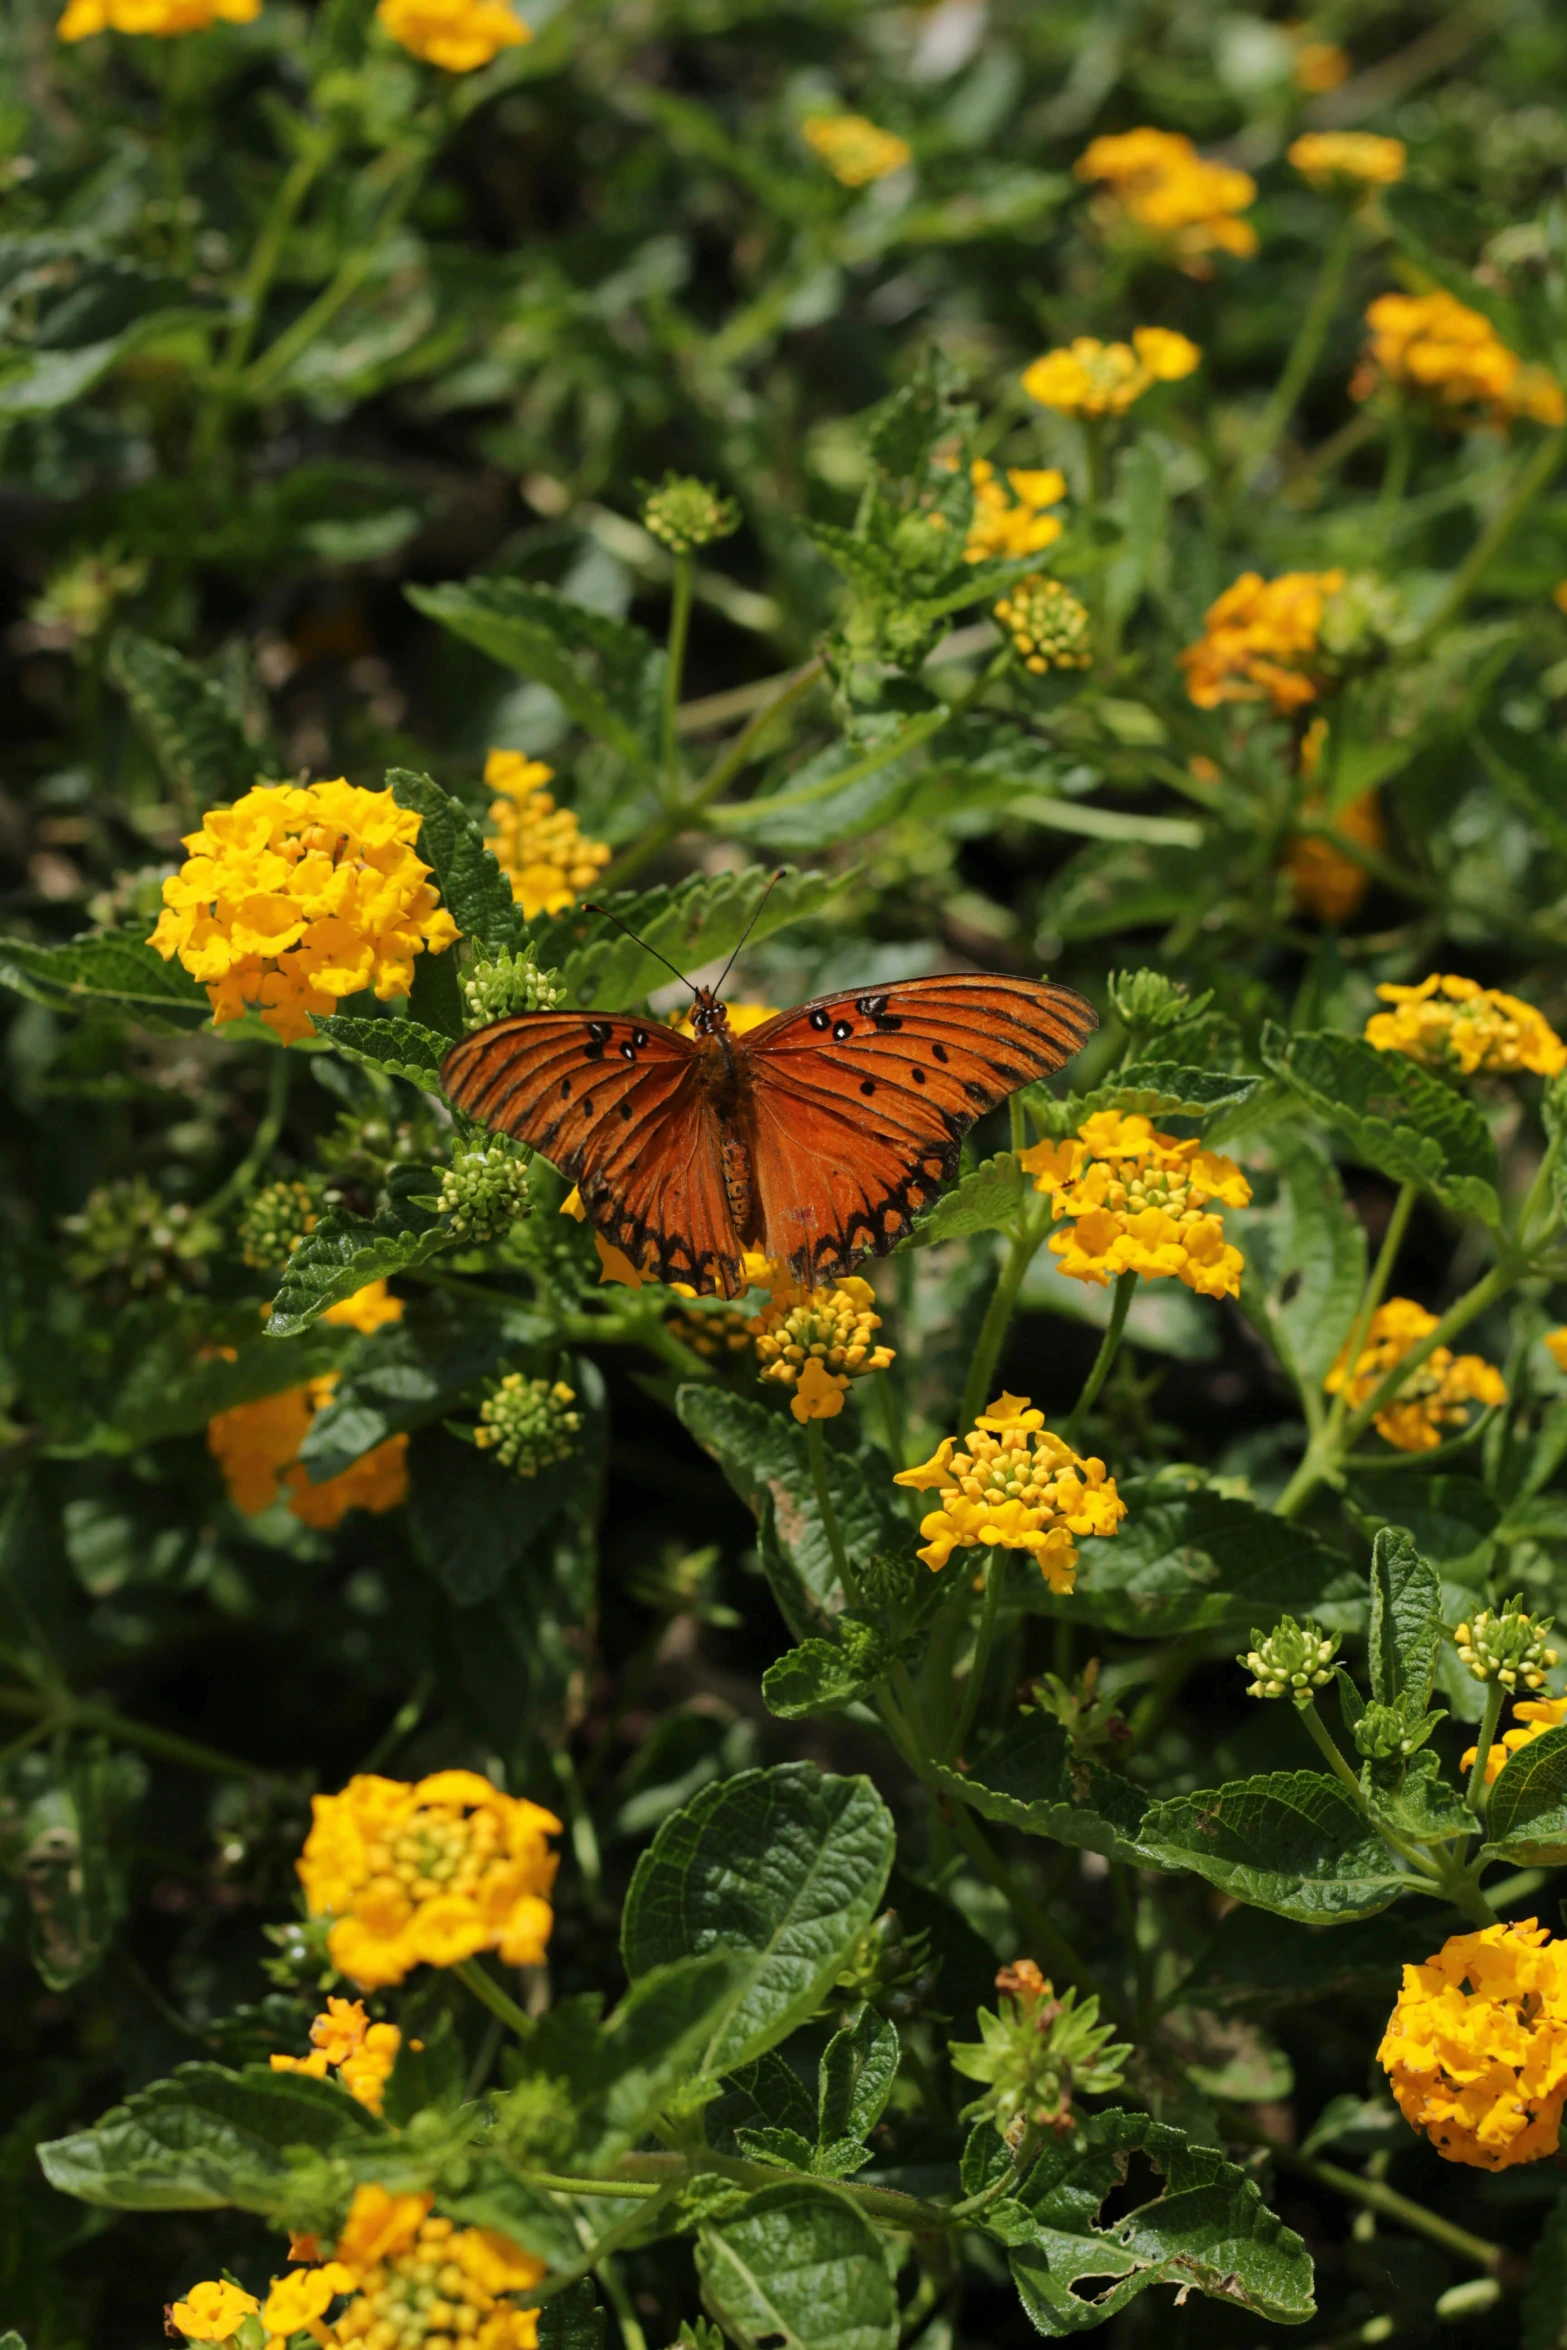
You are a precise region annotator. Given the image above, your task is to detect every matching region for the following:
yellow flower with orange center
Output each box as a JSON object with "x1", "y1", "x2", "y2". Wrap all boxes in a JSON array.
[
  {"x1": 1378, "y1": 1920, "x2": 1567, "y2": 2169},
  {"x1": 753, "y1": 1275, "x2": 894, "y2": 1423},
  {"x1": 207, "y1": 1370, "x2": 408, "y2": 1527},
  {"x1": 484, "y1": 751, "x2": 611, "y2": 921},
  {"x1": 269, "y1": 1997, "x2": 403, "y2": 2116},
  {"x1": 1020, "y1": 1110, "x2": 1251, "y2": 1300},
  {"x1": 297, "y1": 1770, "x2": 560, "y2": 1990},
  {"x1": 1462, "y1": 1694, "x2": 1567, "y2": 1787},
  {"x1": 801, "y1": 114, "x2": 912, "y2": 186},
  {"x1": 148, "y1": 781, "x2": 458, "y2": 1047},
  {"x1": 1179, "y1": 570, "x2": 1345, "y2": 713},
  {"x1": 1352, "y1": 291, "x2": 1566, "y2": 427},
  {"x1": 1365, "y1": 973, "x2": 1567, "y2": 1078},
  {"x1": 964, "y1": 462, "x2": 1067, "y2": 564},
  {"x1": 1324, "y1": 1297, "x2": 1507, "y2": 1452},
  {"x1": 1021, "y1": 328, "x2": 1200, "y2": 418},
  {"x1": 376, "y1": 0, "x2": 529, "y2": 70},
  {"x1": 894, "y1": 1392, "x2": 1124, "y2": 1589},
  {"x1": 57, "y1": 0, "x2": 256, "y2": 36},
  {"x1": 1075, "y1": 129, "x2": 1256, "y2": 269},
  {"x1": 1287, "y1": 132, "x2": 1406, "y2": 191}
]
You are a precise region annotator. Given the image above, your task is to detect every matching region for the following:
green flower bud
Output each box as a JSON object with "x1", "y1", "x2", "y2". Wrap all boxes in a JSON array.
[
  {"x1": 60, "y1": 1177, "x2": 212, "y2": 1296},
  {"x1": 1239, "y1": 1615, "x2": 1339, "y2": 1703},
  {"x1": 461, "y1": 944, "x2": 565, "y2": 1030},
  {"x1": 994, "y1": 575, "x2": 1092, "y2": 673},
  {"x1": 641, "y1": 473, "x2": 740, "y2": 555},
  {"x1": 437, "y1": 1143, "x2": 531, "y2": 1245},
  {"x1": 236, "y1": 1178, "x2": 322, "y2": 1272},
  {"x1": 1353, "y1": 1700, "x2": 1419, "y2": 1761},
  {"x1": 475, "y1": 1374, "x2": 582, "y2": 1477},
  {"x1": 1106, "y1": 969, "x2": 1209, "y2": 1033},
  {"x1": 1453, "y1": 1598, "x2": 1558, "y2": 1691},
  {"x1": 951, "y1": 1961, "x2": 1129, "y2": 2147},
  {"x1": 1318, "y1": 571, "x2": 1409, "y2": 668},
  {"x1": 830, "y1": 1909, "x2": 936, "y2": 2021}
]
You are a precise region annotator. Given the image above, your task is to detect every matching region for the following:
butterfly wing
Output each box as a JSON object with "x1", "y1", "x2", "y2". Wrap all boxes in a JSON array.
[
  {"x1": 740, "y1": 973, "x2": 1096, "y2": 1283},
  {"x1": 441, "y1": 1013, "x2": 747, "y2": 1295}
]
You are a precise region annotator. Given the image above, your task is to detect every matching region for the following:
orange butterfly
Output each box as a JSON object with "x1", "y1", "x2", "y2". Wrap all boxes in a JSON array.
[{"x1": 442, "y1": 969, "x2": 1095, "y2": 1298}]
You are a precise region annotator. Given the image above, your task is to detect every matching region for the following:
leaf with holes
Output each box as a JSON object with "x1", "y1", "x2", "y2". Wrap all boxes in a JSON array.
[
  {"x1": 697, "y1": 2183, "x2": 898, "y2": 2350},
  {"x1": 1138, "y1": 1772, "x2": 1408, "y2": 1921},
  {"x1": 1261, "y1": 1025, "x2": 1500, "y2": 1225}
]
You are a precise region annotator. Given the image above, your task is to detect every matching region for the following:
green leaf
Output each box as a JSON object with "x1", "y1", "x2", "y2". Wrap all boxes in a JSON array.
[
  {"x1": 406, "y1": 1357, "x2": 603, "y2": 1607},
  {"x1": 267, "y1": 1167, "x2": 452, "y2": 1335},
  {"x1": 387, "y1": 768, "x2": 522, "y2": 960},
  {"x1": 1071, "y1": 1479, "x2": 1365, "y2": 1638},
  {"x1": 1173, "y1": 1907, "x2": 1418, "y2": 2012},
  {"x1": 1367, "y1": 1527, "x2": 1442, "y2": 1715},
  {"x1": 1365, "y1": 1750, "x2": 1470, "y2": 1845},
  {"x1": 697, "y1": 2183, "x2": 898, "y2": 2350},
  {"x1": 36, "y1": 2063, "x2": 382, "y2": 2212},
  {"x1": 723, "y1": 717, "x2": 930, "y2": 854},
  {"x1": 1236, "y1": 1135, "x2": 1367, "y2": 1393},
  {"x1": 622, "y1": 1763, "x2": 896, "y2": 2073},
  {"x1": 1261, "y1": 1025, "x2": 1501, "y2": 1225},
  {"x1": 298, "y1": 1292, "x2": 551, "y2": 1479},
  {"x1": 1005, "y1": 2109, "x2": 1314, "y2": 2334},
  {"x1": 1522, "y1": 2184, "x2": 1567, "y2": 2350},
  {"x1": 1483, "y1": 1724, "x2": 1567, "y2": 1865},
  {"x1": 106, "y1": 630, "x2": 266, "y2": 808},
  {"x1": 818, "y1": 2004, "x2": 898, "y2": 2150},
  {"x1": 406, "y1": 580, "x2": 661, "y2": 773},
  {"x1": 1348, "y1": 1478, "x2": 1499, "y2": 1584},
  {"x1": 1138, "y1": 1772, "x2": 1407, "y2": 1922},
  {"x1": 533, "y1": 865, "x2": 847, "y2": 1014},
  {"x1": 762, "y1": 1617, "x2": 895, "y2": 1720},
  {"x1": 110, "y1": 1319, "x2": 347, "y2": 1449},
  {"x1": 0, "y1": 929, "x2": 210, "y2": 1030},
  {"x1": 1064, "y1": 1063, "x2": 1263, "y2": 1125},
  {"x1": 0, "y1": 1743, "x2": 142, "y2": 1990},
  {"x1": 903, "y1": 1151, "x2": 1023, "y2": 1247},
  {"x1": 536, "y1": 2285, "x2": 607, "y2": 2350},
  {"x1": 929, "y1": 1711, "x2": 1149, "y2": 1863},
  {"x1": 310, "y1": 1012, "x2": 454, "y2": 1090}
]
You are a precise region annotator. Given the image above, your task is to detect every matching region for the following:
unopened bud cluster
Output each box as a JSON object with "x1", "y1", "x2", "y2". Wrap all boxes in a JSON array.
[
  {"x1": 461, "y1": 944, "x2": 564, "y2": 1029},
  {"x1": 237, "y1": 1178, "x2": 322, "y2": 1271},
  {"x1": 1240, "y1": 1615, "x2": 1339, "y2": 1702},
  {"x1": 641, "y1": 474, "x2": 740, "y2": 555},
  {"x1": 1354, "y1": 1701, "x2": 1421, "y2": 1761},
  {"x1": 1106, "y1": 968, "x2": 1200, "y2": 1033},
  {"x1": 437, "y1": 1143, "x2": 531, "y2": 1244},
  {"x1": 475, "y1": 1374, "x2": 581, "y2": 1477},
  {"x1": 951, "y1": 1959, "x2": 1129, "y2": 2146},
  {"x1": 1454, "y1": 1600, "x2": 1558, "y2": 1691},
  {"x1": 994, "y1": 576, "x2": 1092, "y2": 673}
]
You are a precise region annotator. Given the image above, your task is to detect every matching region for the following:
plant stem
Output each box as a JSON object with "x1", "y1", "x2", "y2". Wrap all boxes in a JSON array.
[
  {"x1": 0, "y1": 1687, "x2": 261, "y2": 1781},
  {"x1": 521, "y1": 2183, "x2": 682, "y2": 2308},
  {"x1": 946, "y1": 1548, "x2": 1005, "y2": 1765},
  {"x1": 959, "y1": 1215, "x2": 1047, "y2": 1436},
  {"x1": 1064, "y1": 1271, "x2": 1137, "y2": 1447},
  {"x1": 203, "y1": 1047, "x2": 290, "y2": 1221},
  {"x1": 1242, "y1": 208, "x2": 1357, "y2": 487},
  {"x1": 593, "y1": 2256, "x2": 648, "y2": 2350},
  {"x1": 1265, "y1": 2141, "x2": 1511, "y2": 2277},
  {"x1": 1416, "y1": 425, "x2": 1567, "y2": 647},
  {"x1": 1297, "y1": 1696, "x2": 1368, "y2": 1801},
  {"x1": 660, "y1": 552, "x2": 694, "y2": 793},
  {"x1": 1464, "y1": 1682, "x2": 1505, "y2": 1816},
  {"x1": 806, "y1": 1417, "x2": 858, "y2": 1602},
  {"x1": 452, "y1": 1957, "x2": 533, "y2": 2039},
  {"x1": 242, "y1": 144, "x2": 430, "y2": 397},
  {"x1": 194, "y1": 130, "x2": 337, "y2": 469}
]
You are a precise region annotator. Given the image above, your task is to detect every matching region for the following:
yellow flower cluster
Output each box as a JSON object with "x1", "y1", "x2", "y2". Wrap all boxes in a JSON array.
[
  {"x1": 1075, "y1": 129, "x2": 1257, "y2": 268},
  {"x1": 325, "y1": 1278, "x2": 407, "y2": 1335},
  {"x1": 1179, "y1": 569, "x2": 1345, "y2": 714},
  {"x1": 1294, "y1": 38, "x2": 1350, "y2": 92},
  {"x1": 1324, "y1": 1297, "x2": 1507, "y2": 1452},
  {"x1": 149, "y1": 782, "x2": 458, "y2": 1048},
  {"x1": 1462, "y1": 1693, "x2": 1567, "y2": 1787},
  {"x1": 1286, "y1": 792, "x2": 1385, "y2": 924},
  {"x1": 1353, "y1": 291, "x2": 1567, "y2": 427},
  {"x1": 270, "y1": 1997, "x2": 402, "y2": 2116},
  {"x1": 1021, "y1": 329, "x2": 1200, "y2": 418},
  {"x1": 754, "y1": 1275, "x2": 894, "y2": 1423},
  {"x1": 801, "y1": 114, "x2": 912, "y2": 186},
  {"x1": 58, "y1": 0, "x2": 254, "y2": 34},
  {"x1": 207, "y1": 1364, "x2": 408, "y2": 1527},
  {"x1": 964, "y1": 461, "x2": 1066, "y2": 564},
  {"x1": 1365, "y1": 973, "x2": 1567, "y2": 1078},
  {"x1": 1020, "y1": 1110, "x2": 1252, "y2": 1299},
  {"x1": 894, "y1": 1392, "x2": 1125, "y2": 1589},
  {"x1": 1378, "y1": 1920, "x2": 1567, "y2": 2169},
  {"x1": 169, "y1": 2281, "x2": 260, "y2": 2342},
  {"x1": 484, "y1": 751, "x2": 612, "y2": 922},
  {"x1": 297, "y1": 1771, "x2": 560, "y2": 1990},
  {"x1": 376, "y1": 0, "x2": 529, "y2": 72},
  {"x1": 993, "y1": 576, "x2": 1092, "y2": 674},
  {"x1": 1287, "y1": 133, "x2": 1406, "y2": 190}
]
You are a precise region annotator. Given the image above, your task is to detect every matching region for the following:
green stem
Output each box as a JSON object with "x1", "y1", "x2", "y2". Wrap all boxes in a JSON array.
[
  {"x1": 1376, "y1": 405, "x2": 1413, "y2": 518},
  {"x1": 203, "y1": 1048, "x2": 290, "y2": 1221},
  {"x1": 1064, "y1": 1270, "x2": 1137, "y2": 1447},
  {"x1": 660, "y1": 553, "x2": 694, "y2": 793},
  {"x1": 1415, "y1": 425, "x2": 1567, "y2": 647},
  {"x1": 1242, "y1": 208, "x2": 1357, "y2": 487},
  {"x1": 1265, "y1": 2141, "x2": 1511, "y2": 2277},
  {"x1": 593, "y1": 2257, "x2": 648, "y2": 2350},
  {"x1": 1339, "y1": 1258, "x2": 1517, "y2": 1452},
  {"x1": 1296, "y1": 1698, "x2": 1443, "y2": 1881},
  {"x1": 452, "y1": 1957, "x2": 533, "y2": 2039},
  {"x1": 958, "y1": 1214, "x2": 1048, "y2": 1436},
  {"x1": 806, "y1": 1417, "x2": 858, "y2": 1602},
  {"x1": 242, "y1": 146, "x2": 430, "y2": 396},
  {"x1": 946, "y1": 1547, "x2": 1005, "y2": 1765},
  {"x1": 0, "y1": 1688, "x2": 260, "y2": 1781},
  {"x1": 193, "y1": 132, "x2": 337, "y2": 469},
  {"x1": 520, "y1": 2183, "x2": 682, "y2": 2309},
  {"x1": 1464, "y1": 1682, "x2": 1506, "y2": 1817}
]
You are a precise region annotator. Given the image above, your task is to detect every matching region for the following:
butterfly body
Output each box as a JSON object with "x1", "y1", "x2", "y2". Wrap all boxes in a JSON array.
[{"x1": 442, "y1": 971, "x2": 1095, "y2": 1297}]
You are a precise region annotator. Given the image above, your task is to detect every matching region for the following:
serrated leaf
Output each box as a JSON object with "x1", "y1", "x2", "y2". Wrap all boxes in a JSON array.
[
  {"x1": 1063, "y1": 1063, "x2": 1263, "y2": 1125},
  {"x1": 1006, "y1": 2108, "x2": 1314, "y2": 2334},
  {"x1": 407, "y1": 580, "x2": 661, "y2": 773},
  {"x1": 387, "y1": 768, "x2": 522, "y2": 959},
  {"x1": 1261, "y1": 1025, "x2": 1500, "y2": 1225},
  {"x1": 1367, "y1": 1526, "x2": 1442, "y2": 1714},
  {"x1": 622, "y1": 1763, "x2": 895, "y2": 2074},
  {"x1": 533, "y1": 865, "x2": 848, "y2": 1014},
  {"x1": 929, "y1": 1711, "x2": 1150, "y2": 1862},
  {"x1": 1348, "y1": 1477, "x2": 1499, "y2": 1582},
  {"x1": 1138, "y1": 1772, "x2": 1408, "y2": 1922},
  {"x1": 722, "y1": 717, "x2": 931, "y2": 854},
  {"x1": 513, "y1": 1953, "x2": 747, "y2": 2169},
  {"x1": 762, "y1": 1617, "x2": 894, "y2": 1719},
  {"x1": 1365, "y1": 1749, "x2": 1470, "y2": 1845},
  {"x1": 697, "y1": 2182, "x2": 898, "y2": 2350},
  {"x1": 1236, "y1": 1134, "x2": 1367, "y2": 1392},
  {"x1": 267, "y1": 1167, "x2": 452, "y2": 1336},
  {"x1": 818, "y1": 2005, "x2": 898, "y2": 2150},
  {"x1": 0, "y1": 929, "x2": 210, "y2": 1030},
  {"x1": 106, "y1": 630, "x2": 266, "y2": 807},
  {"x1": 1071, "y1": 1480, "x2": 1365, "y2": 1638},
  {"x1": 536, "y1": 2284, "x2": 607, "y2": 2350},
  {"x1": 297, "y1": 1292, "x2": 551, "y2": 1480},
  {"x1": 1174, "y1": 1907, "x2": 1418, "y2": 2012},
  {"x1": 903, "y1": 1151, "x2": 1023, "y2": 1247},
  {"x1": 310, "y1": 1012, "x2": 454, "y2": 1090},
  {"x1": 37, "y1": 2063, "x2": 381, "y2": 2212},
  {"x1": 112, "y1": 1319, "x2": 347, "y2": 1449},
  {"x1": 1482, "y1": 1724, "x2": 1567, "y2": 1864}
]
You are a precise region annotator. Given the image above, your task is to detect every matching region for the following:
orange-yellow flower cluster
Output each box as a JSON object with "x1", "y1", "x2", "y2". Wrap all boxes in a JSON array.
[
  {"x1": 376, "y1": 0, "x2": 529, "y2": 71},
  {"x1": 1021, "y1": 329, "x2": 1200, "y2": 418},
  {"x1": 1283, "y1": 717, "x2": 1384, "y2": 924},
  {"x1": 894, "y1": 1392, "x2": 1125, "y2": 1590},
  {"x1": 1324, "y1": 1297, "x2": 1507, "y2": 1452},
  {"x1": 754, "y1": 1274, "x2": 894, "y2": 1423},
  {"x1": 1287, "y1": 133, "x2": 1406, "y2": 191},
  {"x1": 1293, "y1": 38, "x2": 1350, "y2": 93},
  {"x1": 965, "y1": 461, "x2": 1067, "y2": 564},
  {"x1": 1353, "y1": 291, "x2": 1566, "y2": 427},
  {"x1": 149, "y1": 781, "x2": 458, "y2": 1047},
  {"x1": 801, "y1": 114, "x2": 912, "y2": 186},
  {"x1": 58, "y1": 0, "x2": 255, "y2": 32},
  {"x1": 297, "y1": 1770, "x2": 559, "y2": 1990},
  {"x1": 1365, "y1": 973, "x2": 1567, "y2": 1078},
  {"x1": 208, "y1": 1353, "x2": 408, "y2": 1528},
  {"x1": 1020, "y1": 1110, "x2": 1251, "y2": 1299},
  {"x1": 483, "y1": 750, "x2": 611, "y2": 922},
  {"x1": 270, "y1": 1998, "x2": 402, "y2": 2116},
  {"x1": 1463, "y1": 1693, "x2": 1567, "y2": 1787},
  {"x1": 1179, "y1": 570, "x2": 1345, "y2": 714},
  {"x1": 1075, "y1": 129, "x2": 1256, "y2": 268},
  {"x1": 1379, "y1": 1920, "x2": 1567, "y2": 2169}
]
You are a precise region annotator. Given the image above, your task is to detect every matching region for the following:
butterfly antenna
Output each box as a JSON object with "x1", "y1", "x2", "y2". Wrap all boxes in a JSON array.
[
  {"x1": 581, "y1": 902, "x2": 697, "y2": 996},
  {"x1": 713, "y1": 869, "x2": 785, "y2": 998}
]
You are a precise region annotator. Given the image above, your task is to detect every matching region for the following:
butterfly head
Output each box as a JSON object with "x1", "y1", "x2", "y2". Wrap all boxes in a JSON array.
[{"x1": 689, "y1": 987, "x2": 730, "y2": 1038}]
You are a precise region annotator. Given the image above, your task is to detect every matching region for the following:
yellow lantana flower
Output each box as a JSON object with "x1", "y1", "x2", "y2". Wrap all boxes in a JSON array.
[
  {"x1": 1364, "y1": 973, "x2": 1567, "y2": 1078},
  {"x1": 207, "y1": 1374, "x2": 408, "y2": 1526},
  {"x1": 1022, "y1": 329, "x2": 1200, "y2": 419},
  {"x1": 1353, "y1": 291, "x2": 1566, "y2": 427},
  {"x1": 1075, "y1": 129, "x2": 1256, "y2": 270},
  {"x1": 376, "y1": 0, "x2": 529, "y2": 71},
  {"x1": 1283, "y1": 716, "x2": 1383, "y2": 924},
  {"x1": 483, "y1": 750, "x2": 612, "y2": 921},
  {"x1": 1379, "y1": 1920, "x2": 1567, "y2": 2169},
  {"x1": 754, "y1": 1275, "x2": 894, "y2": 1423},
  {"x1": 1462, "y1": 1693, "x2": 1567, "y2": 1787},
  {"x1": 297, "y1": 2193, "x2": 543, "y2": 2350},
  {"x1": 801, "y1": 114, "x2": 912, "y2": 186},
  {"x1": 297, "y1": 1770, "x2": 560, "y2": 1990},
  {"x1": 57, "y1": 0, "x2": 256, "y2": 36},
  {"x1": 1179, "y1": 569, "x2": 1345, "y2": 714},
  {"x1": 323, "y1": 1279, "x2": 405, "y2": 1335},
  {"x1": 259, "y1": 2262, "x2": 359, "y2": 2347},
  {"x1": 894, "y1": 1392, "x2": 1124, "y2": 1589},
  {"x1": 1293, "y1": 38, "x2": 1350, "y2": 92},
  {"x1": 1324, "y1": 1297, "x2": 1507, "y2": 1452},
  {"x1": 270, "y1": 1997, "x2": 403, "y2": 2116},
  {"x1": 148, "y1": 781, "x2": 458, "y2": 1048},
  {"x1": 1287, "y1": 132, "x2": 1406, "y2": 191},
  {"x1": 1020, "y1": 1110, "x2": 1251, "y2": 1300},
  {"x1": 168, "y1": 2281, "x2": 260, "y2": 2342},
  {"x1": 964, "y1": 462, "x2": 1067, "y2": 565}
]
